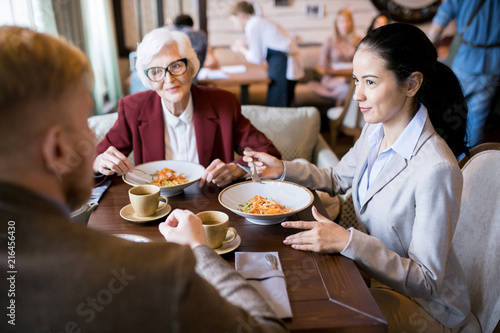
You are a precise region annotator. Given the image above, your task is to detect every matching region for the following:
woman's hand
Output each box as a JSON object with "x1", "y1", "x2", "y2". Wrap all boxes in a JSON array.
[
  {"x1": 199, "y1": 159, "x2": 246, "y2": 187},
  {"x1": 231, "y1": 39, "x2": 248, "y2": 54},
  {"x1": 93, "y1": 146, "x2": 134, "y2": 175},
  {"x1": 159, "y1": 209, "x2": 207, "y2": 249},
  {"x1": 282, "y1": 206, "x2": 351, "y2": 253},
  {"x1": 242, "y1": 151, "x2": 284, "y2": 179}
]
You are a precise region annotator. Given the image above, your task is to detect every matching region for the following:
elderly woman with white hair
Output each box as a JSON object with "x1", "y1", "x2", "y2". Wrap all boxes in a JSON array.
[{"x1": 94, "y1": 27, "x2": 280, "y2": 187}]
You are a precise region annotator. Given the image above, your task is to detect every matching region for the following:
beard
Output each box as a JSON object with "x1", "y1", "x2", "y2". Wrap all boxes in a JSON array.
[{"x1": 60, "y1": 151, "x2": 95, "y2": 211}]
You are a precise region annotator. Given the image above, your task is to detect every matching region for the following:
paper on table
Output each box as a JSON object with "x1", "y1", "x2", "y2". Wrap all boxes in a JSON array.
[
  {"x1": 197, "y1": 68, "x2": 210, "y2": 80},
  {"x1": 197, "y1": 68, "x2": 229, "y2": 80},
  {"x1": 330, "y1": 62, "x2": 353, "y2": 70},
  {"x1": 207, "y1": 70, "x2": 229, "y2": 79},
  {"x1": 235, "y1": 251, "x2": 293, "y2": 318},
  {"x1": 221, "y1": 64, "x2": 247, "y2": 74}
]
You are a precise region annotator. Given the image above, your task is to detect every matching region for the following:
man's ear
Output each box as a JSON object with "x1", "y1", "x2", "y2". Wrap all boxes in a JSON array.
[
  {"x1": 41, "y1": 126, "x2": 69, "y2": 178},
  {"x1": 406, "y1": 71, "x2": 424, "y2": 97}
]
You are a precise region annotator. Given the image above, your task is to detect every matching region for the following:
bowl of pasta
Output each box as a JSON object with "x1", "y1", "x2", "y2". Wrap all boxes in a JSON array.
[
  {"x1": 123, "y1": 160, "x2": 205, "y2": 197},
  {"x1": 218, "y1": 180, "x2": 314, "y2": 225}
]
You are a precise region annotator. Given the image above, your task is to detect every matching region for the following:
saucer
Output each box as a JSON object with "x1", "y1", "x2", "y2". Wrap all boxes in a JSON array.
[
  {"x1": 120, "y1": 202, "x2": 171, "y2": 223},
  {"x1": 113, "y1": 234, "x2": 152, "y2": 242},
  {"x1": 214, "y1": 229, "x2": 241, "y2": 255}
]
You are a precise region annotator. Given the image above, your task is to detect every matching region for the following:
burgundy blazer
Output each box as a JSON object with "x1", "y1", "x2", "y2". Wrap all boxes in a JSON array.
[{"x1": 97, "y1": 85, "x2": 281, "y2": 167}]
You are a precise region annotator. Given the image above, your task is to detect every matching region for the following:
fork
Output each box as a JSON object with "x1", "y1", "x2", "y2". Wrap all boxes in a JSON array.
[
  {"x1": 134, "y1": 168, "x2": 158, "y2": 178},
  {"x1": 244, "y1": 147, "x2": 261, "y2": 183}
]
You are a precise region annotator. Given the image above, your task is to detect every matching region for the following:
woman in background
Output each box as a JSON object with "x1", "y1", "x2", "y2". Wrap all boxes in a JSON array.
[
  {"x1": 230, "y1": 1, "x2": 304, "y2": 107},
  {"x1": 366, "y1": 13, "x2": 390, "y2": 33},
  {"x1": 308, "y1": 9, "x2": 362, "y2": 106}
]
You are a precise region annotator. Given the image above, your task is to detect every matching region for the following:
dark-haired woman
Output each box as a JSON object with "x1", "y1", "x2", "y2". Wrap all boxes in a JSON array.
[{"x1": 244, "y1": 23, "x2": 479, "y2": 331}]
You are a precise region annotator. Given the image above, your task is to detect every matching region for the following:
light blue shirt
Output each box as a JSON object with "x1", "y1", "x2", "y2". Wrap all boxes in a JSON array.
[
  {"x1": 433, "y1": 0, "x2": 500, "y2": 74},
  {"x1": 357, "y1": 105, "x2": 428, "y2": 204}
]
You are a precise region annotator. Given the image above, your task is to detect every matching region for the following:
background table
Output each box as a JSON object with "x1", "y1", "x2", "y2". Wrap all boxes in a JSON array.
[
  {"x1": 88, "y1": 177, "x2": 387, "y2": 332},
  {"x1": 197, "y1": 63, "x2": 269, "y2": 104}
]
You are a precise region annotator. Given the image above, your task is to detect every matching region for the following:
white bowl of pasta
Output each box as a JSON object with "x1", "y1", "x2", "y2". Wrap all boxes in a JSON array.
[
  {"x1": 123, "y1": 160, "x2": 205, "y2": 197},
  {"x1": 218, "y1": 180, "x2": 314, "y2": 225}
]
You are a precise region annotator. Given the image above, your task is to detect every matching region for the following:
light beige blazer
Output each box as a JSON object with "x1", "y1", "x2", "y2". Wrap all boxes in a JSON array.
[{"x1": 284, "y1": 118, "x2": 476, "y2": 329}]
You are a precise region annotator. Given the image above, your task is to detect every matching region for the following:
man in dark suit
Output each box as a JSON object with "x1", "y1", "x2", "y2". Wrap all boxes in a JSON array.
[{"x1": 0, "y1": 26, "x2": 286, "y2": 333}]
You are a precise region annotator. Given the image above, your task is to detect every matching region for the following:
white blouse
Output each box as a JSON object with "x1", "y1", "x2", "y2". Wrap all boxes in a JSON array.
[{"x1": 161, "y1": 94, "x2": 199, "y2": 163}]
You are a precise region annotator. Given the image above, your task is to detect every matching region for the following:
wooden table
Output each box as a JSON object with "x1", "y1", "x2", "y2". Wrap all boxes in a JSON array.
[
  {"x1": 88, "y1": 177, "x2": 387, "y2": 332},
  {"x1": 197, "y1": 63, "x2": 269, "y2": 104}
]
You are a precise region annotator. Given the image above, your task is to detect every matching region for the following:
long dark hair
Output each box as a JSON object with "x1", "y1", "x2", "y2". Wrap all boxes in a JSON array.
[{"x1": 356, "y1": 23, "x2": 469, "y2": 157}]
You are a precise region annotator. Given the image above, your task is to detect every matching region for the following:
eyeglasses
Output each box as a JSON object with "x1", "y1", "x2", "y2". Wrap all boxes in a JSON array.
[{"x1": 144, "y1": 58, "x2": 188, "y2": 82}]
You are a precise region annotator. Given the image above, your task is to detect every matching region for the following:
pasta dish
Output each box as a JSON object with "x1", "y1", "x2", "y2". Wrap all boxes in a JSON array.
[
  {"x1": 239, "y1": 195, "x2": 293, "y2": 215},
  {"x1": 151, "y1": 167, "x2": 188, "y2": 187}
]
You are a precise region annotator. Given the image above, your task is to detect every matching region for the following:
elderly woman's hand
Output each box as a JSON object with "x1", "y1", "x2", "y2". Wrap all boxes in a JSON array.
[
  {"x1": 199, "y1": 159, "x2": 246, "y2": 187},
  {"x1": 93, "y1": 146, "x2": 134, "y2": 175}
]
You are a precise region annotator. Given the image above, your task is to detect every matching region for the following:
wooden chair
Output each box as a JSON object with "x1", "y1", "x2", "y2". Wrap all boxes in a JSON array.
[
  {"x1": 453, "y1": 143, "x2": 500, "y2": 332},
  {"x1": 326, "y1": 80, "x2": 364, "y2": 147}
]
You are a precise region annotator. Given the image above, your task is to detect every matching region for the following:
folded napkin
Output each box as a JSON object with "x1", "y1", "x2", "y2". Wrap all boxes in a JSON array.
[
  {"x1": 88, "y1": 178, "x2": 112, "y2": 205},
  {"x1": 197, "y1": 68, "x2": 229, "y2": 80},
  {"x1": 221, "y1": 64, "x2": 247, "y2": 74},
  {"x1": 235, "y1": 252, "x2": 293, "y2": 318}
]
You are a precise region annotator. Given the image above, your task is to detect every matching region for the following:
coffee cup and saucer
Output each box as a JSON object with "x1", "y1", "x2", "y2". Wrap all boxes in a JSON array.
[
  {"x1": 120, "y1": 185, "x2": 172, "y2": 223},
  {"x1": 196, "y1": 211, "x2": 241, "y2": 255}
]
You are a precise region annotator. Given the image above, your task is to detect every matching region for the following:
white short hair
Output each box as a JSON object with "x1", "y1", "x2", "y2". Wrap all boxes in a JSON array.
[{"x1": 136, "y1": 27, "x2": 200, "y2": 89}]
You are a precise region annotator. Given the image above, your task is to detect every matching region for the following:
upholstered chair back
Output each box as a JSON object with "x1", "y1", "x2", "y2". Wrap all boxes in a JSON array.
[
  {"x1": 241, "y1": 105, "x2": 338, "y2": 167},
  {"x1": 454, "y1": 146, "x2": 500, "y2": 332},
  {"x1": 87, "y1": 112, "x2": 135, "y2": 165}
]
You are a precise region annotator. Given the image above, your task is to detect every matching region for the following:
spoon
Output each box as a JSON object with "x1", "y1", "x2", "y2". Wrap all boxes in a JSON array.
[
  {"x1": 134, "y1": 168, "x2": 158, "y2": 178},
  {"x1": 265, "y1": 254, "x2": 279, "y2": 271}
]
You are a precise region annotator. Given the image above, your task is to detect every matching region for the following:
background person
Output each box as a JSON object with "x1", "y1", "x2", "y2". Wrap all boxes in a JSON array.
[
  {"x1": 94, "y1": 27, "x2": 281, "y2": 188},
  {"x1": 307, "y1": 9, "x2": 362, "y2": 106},
  {"x1": 0, "y1": 25, "x2": 286, "y2": 333},
  {"x1": 172, "y1": 14, "x2": 208, "y2": 71},
  {"x1": 366, "y1": 13, "x2": 390, "y2": 34},
  {"x1": 244, "y1": 24, "x2": 479, "y2": 332},
  {"x1": 230, "y1": 1, "x2": 304, "y2": 107},
  {"x1": 172, "y1": 14, "x2": 219, "y2": 70},
  {"x1": 428, "y1": 0, "x2": 500, "y2": 149}
]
